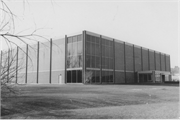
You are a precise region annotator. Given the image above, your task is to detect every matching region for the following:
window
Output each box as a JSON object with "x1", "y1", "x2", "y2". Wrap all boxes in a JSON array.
[
  {"x1": 86, "y1": 55, "x2": 90, "y2": 67},
  {"x1": 92, "y1": 56, "x2": 96, "y2": 68},
  {"x1": 72, "y1": 70, "x2": 76, "y2": 83},
  {"x1": 77, "y1": 70, "x2": 82, "y2": 83},
  {"x1": 73, "y1": 36, "x2": 77, "y2": 42},
  {"x1": 86, "y1": 42, "x2": 91, "y2": 55},
  {"x1": 77, "y1": 35, "x2": 82, "y2": 42},
  {"x1": 77, "y1": 41, "x2": 82, "y2": 55},
  {"x1": 96, "y1": 57, "x2": 100, "y2": 68},
  {"x1": 67, "y1": 35, "x2": 83, "y2": 69},
  {"x1": 109, "y1": 71, "x2": 113, "y2": 83},
  {"x1": 67, "y1": 71, "x2": 71, "y2": 83},
  {"x1": 92, "y1": 43, "x2": 95, "y2": 55},
  {"x1": 96, "y1": 71, "x2": 100, "y2": 83},
  {"x1": 68, "y1": 37, "x2": 73, "y2": 43}
]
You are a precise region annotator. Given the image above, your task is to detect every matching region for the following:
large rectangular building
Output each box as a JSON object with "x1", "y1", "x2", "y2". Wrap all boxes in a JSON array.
[{"x1": 1, "y1": 30, "x2": 171, "y2": 84}]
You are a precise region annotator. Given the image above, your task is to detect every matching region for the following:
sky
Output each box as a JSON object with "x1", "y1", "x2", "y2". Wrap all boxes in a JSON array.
[{"x1": 0, "y1": 0, "x2": 179, "y2": 67}]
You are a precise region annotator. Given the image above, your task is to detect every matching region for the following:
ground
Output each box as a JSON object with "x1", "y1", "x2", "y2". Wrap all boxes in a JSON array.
[{"x1": 1, "y1": 84, "x2": 179, "y2": 119}]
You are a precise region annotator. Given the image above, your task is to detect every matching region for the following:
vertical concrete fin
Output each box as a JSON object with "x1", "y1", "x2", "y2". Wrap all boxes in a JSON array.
[
  {"x1": 49, "y1": 39, "x2": 52, "y2": 84},
  {"x1": 124, "y1": 42, "x2": 126, "y2": 83},
  {"x1": 65, "y1": 35, "x2": 67, "y2": 84},
  {"x1": 37, "y1": 41, "x2": 39, "y2": 84},
  {"x1": 16, "y1": 47, "x2": 18, "y2": 83},
  {"x1": 25, "y1": 44, "x2": 28, "y2": 84}
]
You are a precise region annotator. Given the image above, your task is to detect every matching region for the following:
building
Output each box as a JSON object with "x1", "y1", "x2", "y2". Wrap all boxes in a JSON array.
[{"x1": 0, "y1": 30, "x2": 171, "y2": 84}]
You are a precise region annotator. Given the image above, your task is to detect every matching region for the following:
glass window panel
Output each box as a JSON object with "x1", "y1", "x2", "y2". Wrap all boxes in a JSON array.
[
  {"x1": 73, "y1": 36, "x2": 77, "y2": 42},
  {"x1": 112, "y1": 59, "x2": 114, "y2": 69},
  {"x1": 67, "y1": 43, "x2": 72, "y2": 57},
  {"x1": 85, "y1": 70, "x2": 93, "y2": 83},
  {"x1": 73, "y1": 56, "x2": 78, "y2": 68},
  {"x1": 86, "y1": 55, "x2": 90, "y2": 67},
  {"x1": 92, "y1": 43, "x2": 95, "y2": 55},
  {"x1": 67, "y1": 71, "x2": 71, "y2": 83},
  {"x1": 72, "y1": 70, "x2": 76, "y2": 83},
  {"x1": 105, "y1": 58, "x2": 108, "y2": 69},
  {"x1": 109, "y1": 59, "x2": 112, "y2": 69},
  {"x1": 96, "y1": 56, "x2": 100, "y2": 68},
  {"x1": 109, "y1": 71, "x2": 113, "y2": 83},
  {"x1": 96, "y1": 71, "x2": 100, "y2": 83},
  {"x1": 77, "y1": 35, "x2": 82, "y2": 42},
  {"x1": 102, "y1": 39, "x2": 105, "y2": 45},
  {"x1": 68, "y1": 37, "x2": 73, "y2": 43},
  {"x1": 78, "y1": 55, "x2": 82, "y2": 67},
  {"x1": 102, "y1": 57, "x2": 105, "y2": 69},
  {"x1": 110, "y1": 46, "x2": 113, "y2": 58},
  {"x1": 92, "y1": 56, "x2": 96, "y2": 68},
  {"x1": 104, "y1": 39, "x2": 107, "y2": 45},
  {"x1": 102, "y1": 71, "x2": 106, "y2": 82},
  {"x1": 105, "y1": 47, "x2": 109, "y2": 57},
  {"x1": 86, "y1": 42, "x2": 90, "y2": 55},
  {"x1": 77, "y1": 70, "x2": 82, "y2": 83},
  {"x1": 90, "y1": 56, "x2": 92, "y2": 68},
  {"x1": 110, "y1": 41, "x2": 113, "y2": 46},
  {"x1": 91, "y1": 36, "x2": 95, "y2": 43},
  {"x1": 102, "y1": 45, "x2": 105, "y2": 57},
  {"x1": 89, "y1": 35, "x2": 92, "y2": 42},
  {"x1": 92, "y1": 70, "x2": 96, "y2": 83},
  {"x1": 74, "y1": 56, "x2": 79, "y2": 68},
  {"x1": 108, "y1": 58, "x2": 110, "y2": 69},
  {"x1": 71, "y1": 42, "x2": 73, "y2": 55},
  {"x1": 105, "y1": 71, "x2": 109, "y2": 82},
  {"x1": 87, "y1": 35, "x2": 91, "y2": 42},
  {"x1": 95, "y1": 37, "x2": 100, "y2": 44},
  {"x1": 95, "y1": 44, "x2": 100, "y2": 56},
  {"x1": 71, "y1": 56, "x2": 75, "y2": 68},
  {"x1": 77, "y1": 41, "x2": 82, "y2": 55},
  {"x1": 67, "y1": 56, "x2": 71, "y2": 68},
  {"x1": 70, "y1": 56, "x2": 73, "y2": 68},
  {"x1": 73, "y1": 41, "x2": 77, "y2": 56},
  {"x1": 105, "y1": 39, "x2": 109, "y2": 46}
]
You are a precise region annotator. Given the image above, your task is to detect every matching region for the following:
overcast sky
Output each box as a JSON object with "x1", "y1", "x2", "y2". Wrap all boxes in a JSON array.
[{"x1": 1, "y1": 0, "x2": 179, "y2": 67}]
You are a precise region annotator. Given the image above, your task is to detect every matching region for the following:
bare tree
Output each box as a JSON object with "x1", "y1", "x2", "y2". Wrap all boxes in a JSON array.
[
  {"x1": 0, "y1": 0, "x2": 51, "y2": 98},
  {"x1": 0, "y1": 49, "x2": 23, "y2": 99}
]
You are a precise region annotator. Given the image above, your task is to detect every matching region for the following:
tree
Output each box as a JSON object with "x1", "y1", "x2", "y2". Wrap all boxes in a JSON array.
[
  {"x1": 1, "y1": 49, "x2": 22, "y2": 98},
  {"x1": 0, "y1": 0, "x2": 51, "y2": 98}
]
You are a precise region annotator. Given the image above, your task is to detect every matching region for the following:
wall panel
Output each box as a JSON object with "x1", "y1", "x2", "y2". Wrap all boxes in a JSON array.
[
  {"x1": 51, "y1": 70, "x2": 65, "y2": 84},
  {"x1": 165, "y1": 55, "x2": 170, "y2": 71},
  {"x1": 142, "y1": 48, "x2": 148, "y2": 71},
  {"x1": 27, "y1": 44, "x2": 37, "y2": 84},
  {"x1": 52, "y1": 38, "x2": 65, "y2": 83},
  {"x1": 149, "y1": 50, "x2": 155, "y2": 70},
  {"x1": 126, "y1": 72, "x2": 134, "y2": 83},
  {"x1": 115, "y1": 41, "x2": 124, "y2": 70},
  {"x1": 17, "y1": 46, "x2": 26, "y2": 84},
  {"x1": 161, "y1": 53, "x2": 165, "y2": 71},
  {"x1": 39, "y1": 42, "x2": 50, "y2": 83},
  {"x1": 125, "y1": 44, "x2": 133, "y2": 71},
  {"x1": 155, "y1": 52, "x2": 160, "y2": 70},
  {"x1": 115, "y1": 71, "x2": 125, "y2": 83},
  {"x1": 134, "y1": 46, "x2": 141, "y2": 71}
]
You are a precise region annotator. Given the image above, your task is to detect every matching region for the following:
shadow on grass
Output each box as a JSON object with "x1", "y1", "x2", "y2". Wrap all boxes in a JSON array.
[
  {"x1": 1, "y1": 94, "x2": 146, "y2": 119},
  {"x1": 89, "y1": 83, "x2": 179, "y2": 87},
  {"x1": 1, "y1": 84, "x2": 178, "y2": 119}
]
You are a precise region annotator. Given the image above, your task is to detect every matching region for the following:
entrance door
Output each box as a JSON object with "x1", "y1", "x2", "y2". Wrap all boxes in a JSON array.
[
  {"x1": 66, "y1": 70, "x2": 82, "y2": 83},
  {"x1": 162, "y1": 75, "x2": 165, "y2": 83},
  {"x1": 139, "y1": 74, "x2": 144, "y2": 83}
]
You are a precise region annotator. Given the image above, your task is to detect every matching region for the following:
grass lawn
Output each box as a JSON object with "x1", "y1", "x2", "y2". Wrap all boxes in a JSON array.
[{"x1": 1, "y1": 84, "x2": 179, "y2": 119}]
